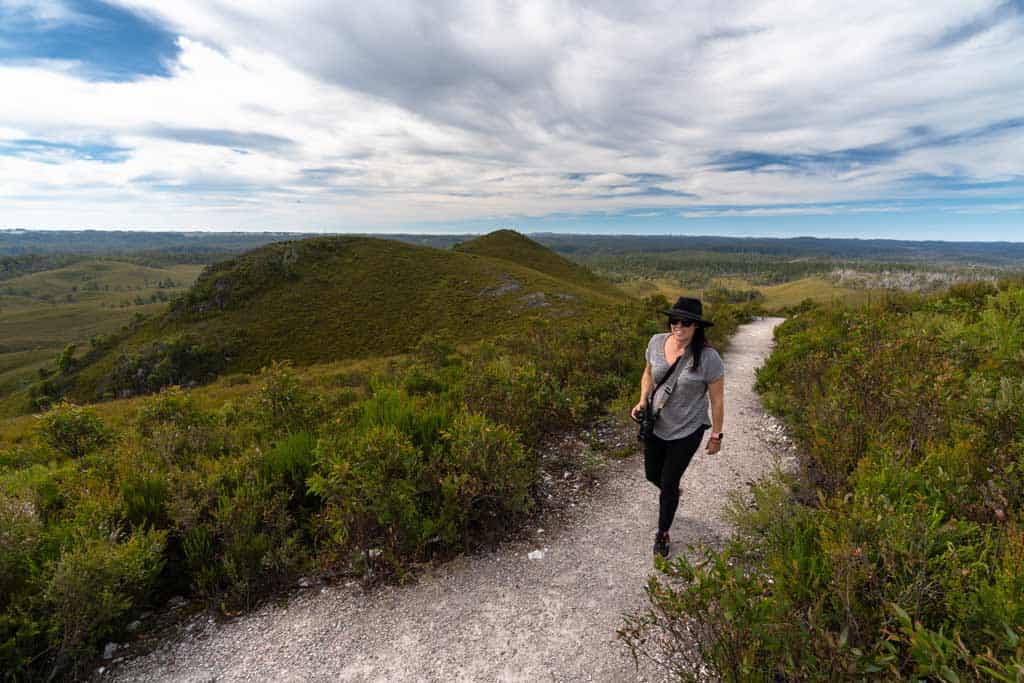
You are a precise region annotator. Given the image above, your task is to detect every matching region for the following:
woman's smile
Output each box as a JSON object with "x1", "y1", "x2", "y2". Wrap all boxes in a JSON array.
[{"x1": 669, "y1": 320, "x2": 695, "y2": 346}]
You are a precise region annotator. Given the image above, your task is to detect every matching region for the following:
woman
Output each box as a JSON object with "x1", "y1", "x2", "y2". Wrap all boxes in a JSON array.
[{"x1": 631, "y1": 296, "x2": 724, "y2": 558}]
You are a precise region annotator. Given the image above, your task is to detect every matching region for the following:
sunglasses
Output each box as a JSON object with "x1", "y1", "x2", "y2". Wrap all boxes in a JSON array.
[{"x1": 669, "y1": 318, "x2": 696, "y2": 327}]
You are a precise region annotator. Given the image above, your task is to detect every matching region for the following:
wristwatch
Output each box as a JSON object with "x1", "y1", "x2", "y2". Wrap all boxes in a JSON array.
[{"x1": 709, "y1": 432, "x2": 724, "y2": 440}]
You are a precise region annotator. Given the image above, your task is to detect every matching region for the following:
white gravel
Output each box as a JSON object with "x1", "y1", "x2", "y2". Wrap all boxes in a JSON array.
[{"x1": 101, "y1": 317, "x2": 787, "y2": 683}]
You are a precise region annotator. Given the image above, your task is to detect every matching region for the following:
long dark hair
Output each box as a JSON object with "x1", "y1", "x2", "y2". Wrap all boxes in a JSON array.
[{"x1": 690, "y1": 325, "x2": 708, "y2": 372}]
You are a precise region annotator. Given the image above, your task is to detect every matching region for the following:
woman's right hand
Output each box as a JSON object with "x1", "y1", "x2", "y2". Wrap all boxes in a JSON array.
[{"x1": 630, "y1": 400, "x2": 647, "y2": 421}]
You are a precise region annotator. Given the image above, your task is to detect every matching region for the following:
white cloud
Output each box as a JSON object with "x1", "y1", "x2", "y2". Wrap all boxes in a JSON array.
[
  {"x1": 0, "y1": 0, "x2": 85, "y2": 24},
  {"x1": 0, "y1": 1, "x2": 1022, "y2": 230},
  {"x1": 679, "y1": 204, "x2": 906, "y2": 219}
]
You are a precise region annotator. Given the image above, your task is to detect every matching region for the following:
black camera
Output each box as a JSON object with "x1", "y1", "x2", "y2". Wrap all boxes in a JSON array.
[{"x1": 632, "y1": 407, "x2": 657, "y2": 441}]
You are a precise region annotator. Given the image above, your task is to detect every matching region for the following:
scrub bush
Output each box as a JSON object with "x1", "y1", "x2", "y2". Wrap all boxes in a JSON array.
[
  {"x1": 433, "y1": 412, "x2": 536, "y2": 544},
  {"x1": 259, "y1": 430, "x2": 319, "y2": 514},
  {"x1": 119, "y1": 474, "x2": 169, "y2": 529},
  {"x1": 172, "y1": 452, "x2": 306, "y2": 609},
  {"x1": 208, "y1": 477, "x2": 303, "y2": 609},
  {"x1": 310, "y1": 424, "x2": 429, "y2": 572},
  {"x1": 35, "y1": 401, "x2": 113, "y2": 459},
  {"x1": 459, "y1": 356, "x2": 584, "y2": 445},
  {"x1": 135, "y1": 387, "x2": 226, "y2": 466},
  {"x1": 44, "y1": 527, "x2": 165, "y2": 679},
  {"x1": 254, "y1": 361, "x2": 323, "y2": 437}
]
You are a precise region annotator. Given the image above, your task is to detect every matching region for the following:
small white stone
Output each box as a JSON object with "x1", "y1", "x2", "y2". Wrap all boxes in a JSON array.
[
  {"x1": 126, "y1": 620, "x2": 142, "y2": 632},
  {"x1": 103, "y1": 642, "x2": 118, "y2": 659},
  {"x1": 527, "y1": 550, "x2": 545, "y2": 560}
]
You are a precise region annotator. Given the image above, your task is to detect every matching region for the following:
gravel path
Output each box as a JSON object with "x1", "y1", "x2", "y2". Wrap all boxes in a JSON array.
[{"x1": 102, "y1": 317, "x2": 787, "y2": 683}]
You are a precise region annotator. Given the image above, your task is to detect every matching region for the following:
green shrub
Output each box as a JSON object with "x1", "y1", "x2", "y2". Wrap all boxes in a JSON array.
[
  {"x1": 0, "y1": 492, "x2": 43, "y2": 608},
  {"x1": 102, "y1": 333, "x2": 233, "y2": 398},
  {"x1": 357, "y1": 386, "x2": 453, "y2": 454},
  {"x1": 432, "y1": 412, "x2": 536, "y2": 544},
  {"x1": 415, "y1": 332, "x2": 457, "y2": 367},
  {"x1": 310, "y1": 424, "x2": 428, "y2": 574},
  {"x1": 259, "y1": 430, "x2": 318, "y2": 511},
  {"x1": 621, "y1": 545, "x2": 830, "y2": 682},
  {"x1": 35, "y1": 400, "x2": 113, "y2": 459},
  {"x1": 254, "y1": 361, "x2": 323, "y2": 437},
  {"x1": 135, "y1": 386, "x2": 214, "y2": 437},
  {"x1": 120, "y1": 474, "x2": 169, "y2": 529},
  {"x1": 174, "y1": 458, "x2": 305, "y2": 609},
  {"x1": 459, "y1": 356, "x2": 583, "y2": 446},
  {"x1": 402, "y1": 365, "x2": 446, "y2": 396},
  {"x1": 0, "y1": 445, "x2": 52, "y2": 469},
  {"x1": 211, "y1": 478, "x2": 303, "y2": 609},
  {"x1": 9, "y1": 462, "x2": 78, "y2": 527},
  {"x1": 135, "y1": 387, "x2": 226, "y2": 465},
  {"x1": 44, "y1": 527, "x2": 165, "y2": 678}
]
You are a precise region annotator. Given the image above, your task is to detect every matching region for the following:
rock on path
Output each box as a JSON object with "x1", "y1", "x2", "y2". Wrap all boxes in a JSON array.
[{"x1": 104, "y1": 317, "x2": 786, "y2": 682}]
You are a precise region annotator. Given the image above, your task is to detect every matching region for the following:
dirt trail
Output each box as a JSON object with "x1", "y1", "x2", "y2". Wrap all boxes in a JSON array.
[{"x1": 104, "y1": 317, "x2": 786, "y2": 682}]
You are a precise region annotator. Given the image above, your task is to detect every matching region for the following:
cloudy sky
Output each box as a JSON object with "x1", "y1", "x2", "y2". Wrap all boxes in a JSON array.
[{"x1": 1, "y1": 0, "x2": 1022, "y2": 239}]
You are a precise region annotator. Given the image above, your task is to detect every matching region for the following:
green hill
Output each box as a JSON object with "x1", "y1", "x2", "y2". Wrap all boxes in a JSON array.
[
  {"x1": 58, "y1": 232, "x2": 629, "y2": 402},
  {"x1": 454, "y1": 229, "x2": 623, "y2": 298}
]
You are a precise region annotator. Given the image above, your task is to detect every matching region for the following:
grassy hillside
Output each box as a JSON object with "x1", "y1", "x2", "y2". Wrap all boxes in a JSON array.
[
  {"x1": 454, "y1": 229, "x2": 625, "y2": 298},
  {"x1": 52, "y1": 232, "x2": 628, "y2": 404}
]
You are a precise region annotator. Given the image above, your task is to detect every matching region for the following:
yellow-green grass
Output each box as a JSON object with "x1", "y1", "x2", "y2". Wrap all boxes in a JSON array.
[
  {"x1": 0, "y1": 261, "x2": 202, "y2": 306},
  {"x1": 64, "y1": 234, "x2": 632, "y2": 403},
  {"x1": 617, "y1": 275, "x2": 870, "y2": 310},
  {"x1": 0, "y1": 302, "x2": 169, "y2": 351},
  {"x1": 0, "y1": 349, "x2": 54, "y2": 403},
  {"x1": 0, "y1": 262, "x2": 204, "y2": 414},
  {"x1": 712, "y1": 276, "x2": 870, "y2": 309},
  {"x1": 615, "y1": 277, "x2": 686, "y2": 300},
  {"x1": 0, "y1": 305, "x2": 174, "y2": 417}
]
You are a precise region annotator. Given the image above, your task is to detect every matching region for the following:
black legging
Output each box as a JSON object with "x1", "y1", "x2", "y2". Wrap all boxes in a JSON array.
[{"x1": 644, "y1": 426, "x2": 707, "y2": 534}]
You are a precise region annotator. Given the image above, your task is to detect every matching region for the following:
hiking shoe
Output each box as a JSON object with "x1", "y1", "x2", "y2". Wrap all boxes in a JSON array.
[{"x1": 653, "y1": 531, "x2": 670, "y2": 558}]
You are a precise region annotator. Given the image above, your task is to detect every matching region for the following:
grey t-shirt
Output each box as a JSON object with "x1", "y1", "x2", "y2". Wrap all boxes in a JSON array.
[{"x1": 645, "y1": 333, "x2": 725, "y2": 441}]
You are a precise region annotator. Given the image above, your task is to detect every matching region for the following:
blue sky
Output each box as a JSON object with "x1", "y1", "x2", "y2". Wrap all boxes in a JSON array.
[{"x1": 0, "y1": 1, "x2": 1022, "y2": 240}]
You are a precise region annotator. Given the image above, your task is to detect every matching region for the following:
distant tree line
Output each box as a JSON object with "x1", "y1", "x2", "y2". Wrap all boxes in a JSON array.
[
  {"x1": 531, "y1": 233, "x2": 1024, "y2": 268},
  {"x1": 0, "y1": 229, "x2": 312, "y2": 257},
  {"x1": 6, "y1": 230, "x2": 1024, "y2": 269}
]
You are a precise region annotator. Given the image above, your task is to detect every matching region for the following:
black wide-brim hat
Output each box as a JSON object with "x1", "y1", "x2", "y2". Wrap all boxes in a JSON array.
[{"x1": 662, "y1": 296, "x2": 714, "y2": 327}]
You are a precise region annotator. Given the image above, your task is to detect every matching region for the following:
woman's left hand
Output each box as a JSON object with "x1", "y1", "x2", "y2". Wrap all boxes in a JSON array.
[{"x1": 706, "y1": 435, "x2": 722, "y2": 454}]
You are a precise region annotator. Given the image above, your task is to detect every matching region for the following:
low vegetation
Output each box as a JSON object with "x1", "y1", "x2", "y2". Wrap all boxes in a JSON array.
[
  {"x1": 0, "y1": 284, "x2": 756, "y2": 680},
  {"x1": 622, "y1": 278, "x2": 1024, "y2": 680}
]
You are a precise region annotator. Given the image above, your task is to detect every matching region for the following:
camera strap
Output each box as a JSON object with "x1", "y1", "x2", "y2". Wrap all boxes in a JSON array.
[{"x1": 647, "y1": 353, "x2": 686, "y2": 414}]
